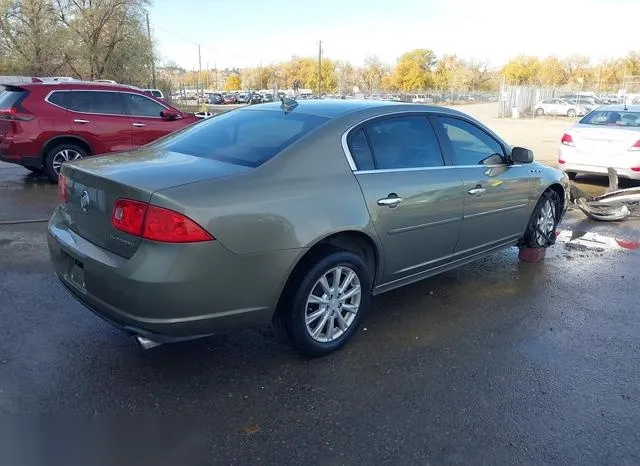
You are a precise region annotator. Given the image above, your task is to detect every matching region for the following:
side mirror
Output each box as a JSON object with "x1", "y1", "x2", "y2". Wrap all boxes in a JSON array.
[
  {"x1": 511, "y1": 146, "x2": 534, "y2": 164},
  {"x1": 161, "y1": 109, "x2": 179, "y2": 120}
]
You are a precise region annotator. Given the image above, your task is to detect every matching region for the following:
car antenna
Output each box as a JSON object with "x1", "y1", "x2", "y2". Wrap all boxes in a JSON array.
[{"x1": 280, "y1": 96, "x2": 298, "y2": 113}]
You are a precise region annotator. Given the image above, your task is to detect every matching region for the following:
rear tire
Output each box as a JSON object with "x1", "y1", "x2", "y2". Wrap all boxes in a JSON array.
[
  {"x1": 279, "y1": 249, "x2": 372, "y2": 357},
  {"x1": 522, "y1": 190, "x2": 562, "y2": 248},
  {"x1": 44, "y1": 143, "x2": 88, "y2": 183},
  {"x1": 566, "y1": 171, "x2": 577, "y2": 180},
  {"x1": 567, "y1": 109, "x2": 576, "y2": 118},
  {"x1": 535, "y1": 108, "x2": 544, "y2": 116}
]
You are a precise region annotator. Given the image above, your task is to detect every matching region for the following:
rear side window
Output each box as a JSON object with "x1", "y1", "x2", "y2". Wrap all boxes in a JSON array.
[
  {"x1": 365, "y1": 115, "x2": 444, "y2": 169},
  {"x1": 154, "y1": 109, "x2": 328, "y2": 167},
  {"x1": 48, "y1": 91, "x2": 126, "y2": 115},
  {"x1": 0, "y1": 88, "x2": 27, "y2": 109},
  {"x1": 348, "y1": 128, "x2": 375, "y2": 170}
]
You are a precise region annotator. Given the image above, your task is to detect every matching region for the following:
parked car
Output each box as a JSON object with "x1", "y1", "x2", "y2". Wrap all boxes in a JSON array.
[
  {"x1": 559, "y1": 104, "x2": 640, "y2": 180},
  {"x1": 207, "y1": 93, "x2": 224, "y2": 104},
  {"x1": 143, "y1": 88, "x2": 164, "y2": 100},
  {"x1": 262, "y1": 93, "x2": 274, "y2": 103},
  {"x1": 236, "y1": 93, "x2": 249, "y2": 104},
  {"x1": 0, "y1": 81, "x2": 199, "y2": 181},
  {"x1": 249, "y1": 93, "x2": 263, "y2": 104},
  {"x1": 48, "y1": 100, "x2": 569, "y2": 356},
  {"x1": 222, "y1": 94, "x2": 237, "y2": 104},
  {"x1": 560, "y1": 95, "x2": 605, "y2": 109},
  {"x1": 534, "y1": 98, "x2": 590, "y2": 117}
]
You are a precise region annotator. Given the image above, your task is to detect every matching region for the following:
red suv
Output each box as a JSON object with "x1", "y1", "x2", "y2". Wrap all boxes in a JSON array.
[{"x1": 0, "y1": 81, "x2": 199, "y2": 181}]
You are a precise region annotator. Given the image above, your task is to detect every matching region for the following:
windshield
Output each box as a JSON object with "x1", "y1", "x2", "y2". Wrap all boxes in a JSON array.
[
  {"x1": 153, "y1": 109, "x2": 328, "y2": 167},
  {"x1": 579, "y1": 110, "x2": 640, "y2": 127}
]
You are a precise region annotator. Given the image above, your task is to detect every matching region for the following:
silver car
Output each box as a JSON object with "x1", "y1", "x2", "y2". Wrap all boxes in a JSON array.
[
  {"x1": 535, "y1": 98, "x2": 590, "y2": 117},
  {"x1": 559, "y1": 104, "x2": 640, "y2": 180}
]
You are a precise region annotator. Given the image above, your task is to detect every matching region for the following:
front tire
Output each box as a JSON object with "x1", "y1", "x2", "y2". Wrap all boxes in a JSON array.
[
  {"x1": 281, "y1": 250, "x2": 372, "y2": 357},
  {"x1": 567, "y1": 109, "x2": 576, "y2": 118},
  {"x1": 535, "y1": 108, "x2": 544, "y2": 116},
  {"x1": 44, "y1": 143, "x2": 87, "y2": 183},
  {"x1": 566, "y1": 171, "x2": 577, "y2": 180},
  {"x1": 522, "y1": 190, "x2": 562, "y2": 248}
]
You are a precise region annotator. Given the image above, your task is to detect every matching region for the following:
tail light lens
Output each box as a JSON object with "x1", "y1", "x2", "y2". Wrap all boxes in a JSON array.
[
  {"x1": 628, "y1": 140, "x2": 640, "y2": 151},
  {"x1": 111, "y1": 199, "x2": 213, "y2": 243},
  {"x1": 561, "y1": 133, "x2": 574, "y2": 146},
  {"x1": 0, "y1": 107, "x2": 33, "y2": 121},
  {"x1": 58, "y1": 174, "x2": 67, "y2": 203},
  {"x1": 631, "y1": 167, "x2": 640, "y2": 172}
]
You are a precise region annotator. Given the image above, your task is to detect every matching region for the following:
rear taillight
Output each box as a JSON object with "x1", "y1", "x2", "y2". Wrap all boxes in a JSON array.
[
  {"x1": 58, "y1": 174, "x2": 67, "y2": 203},
  {"x1": 0, "y1": 107, "x2": 33, "y2": 121},
  {"x1": 628, "y1": 140, "x2": 640, "y2": 151},
  {"x1": 111, "y1": 199, "x2": 213, "y2": 243},
  {"x1": 561, "y1": 133, "x2": 574, "y2": 146},
  {"x1": 558, "y1": 159, "x2": 566, "y2": 164},
  {"x1": 631, "y1": 167, "x2": 640, "y2": 172}
]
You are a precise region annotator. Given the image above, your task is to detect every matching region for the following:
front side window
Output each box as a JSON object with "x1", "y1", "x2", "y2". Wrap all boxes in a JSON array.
[
  {"x1": 153, "y1": 109, "x2": 328, "y2": 167},
  {"x1": 364, "y1": 115, "x2": 444, "y2": 169},
  {"x1": 124, "y1": 93, "x2": 166, "y2": 117},
  {"x1": 435, "y1": 116, "x2": 504, "y2": 165}
]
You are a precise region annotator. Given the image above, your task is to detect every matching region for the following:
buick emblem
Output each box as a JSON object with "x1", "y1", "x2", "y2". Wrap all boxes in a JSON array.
[{"x1": 80, "y1": 190, "x2": 90, "y2": 212}]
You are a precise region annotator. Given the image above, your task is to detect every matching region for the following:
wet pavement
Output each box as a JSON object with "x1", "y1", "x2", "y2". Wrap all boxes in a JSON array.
[{"x1": 1, "y1": 161, "x2": 640, "y2": 464}]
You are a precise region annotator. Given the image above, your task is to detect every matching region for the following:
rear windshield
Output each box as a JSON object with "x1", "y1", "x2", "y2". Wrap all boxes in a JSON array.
[
  {"x1": 579, "y1": 110, "x2": 640, "y2": 127},
  {"x1": 153, "y1": 109, "x2": 328, "y2": 167},
  {"x1": 0, "y1": 87, "x2": 26, "y2": 109}
]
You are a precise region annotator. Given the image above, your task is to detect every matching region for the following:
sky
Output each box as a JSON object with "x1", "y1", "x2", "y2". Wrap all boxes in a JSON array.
[{"x1": 150, "y1": 0, "x2": 640, "y2": 70}]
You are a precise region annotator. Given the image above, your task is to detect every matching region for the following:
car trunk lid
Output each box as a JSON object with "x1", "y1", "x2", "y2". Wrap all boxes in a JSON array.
[
  {"x1": 571, "y1": 124, "x2": 640, "y2": 156},
  {"x1": 60, "y1": 149, "x2": 251, "y2": 258}
]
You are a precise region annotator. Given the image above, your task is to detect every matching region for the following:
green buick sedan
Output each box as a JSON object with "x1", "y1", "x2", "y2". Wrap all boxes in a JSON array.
[{"x1": 48, "y1": 99, "x2": 569, "y2": 356}]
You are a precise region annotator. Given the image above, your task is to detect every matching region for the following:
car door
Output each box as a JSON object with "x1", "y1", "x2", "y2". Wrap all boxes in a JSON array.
[
  {"x1": 56, "y1": 90, "x2": 134, "y2": 154},
  {"x1": 431, "y1": 115, "x2": 532, "y2": 256},
  {"x1": 123, "y1": 93, "x2": 180, "y2": 146},
  {"x1": 348, "y1": 114, "x2": 464, "y2": 284}
]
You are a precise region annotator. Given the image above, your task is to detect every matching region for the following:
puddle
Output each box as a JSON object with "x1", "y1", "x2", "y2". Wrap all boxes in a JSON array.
[{"x1": 556, "y1": 229, "x2": 639, "y2": 253}]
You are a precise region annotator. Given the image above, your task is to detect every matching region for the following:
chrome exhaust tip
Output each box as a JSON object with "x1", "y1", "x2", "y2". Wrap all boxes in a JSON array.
[{"x1": 136, "y1": 336, "x2": 162, "y2": 350}]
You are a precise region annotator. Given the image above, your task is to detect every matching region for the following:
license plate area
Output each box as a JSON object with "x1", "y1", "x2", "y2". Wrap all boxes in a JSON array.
[{"x1": 63, "y1": 251, "x2": 86, "y2": 291}]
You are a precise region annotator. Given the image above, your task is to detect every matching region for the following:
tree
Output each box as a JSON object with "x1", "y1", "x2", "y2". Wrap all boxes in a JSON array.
[
  {"x1": 622, "y1": 51, "x2": 640, "y2": 76},
  {"x1": 224, "y1": 74, "x2": 241, "y2": 91},
  {"x1": 466, "y1": 59, "x2": 493, "y2": 91},
  {"x1": 0, "y1": 0, "x2": 68, "y2": 75},
  {"x1": 537, "y1": 56, "x2": 565, "y2": 87},
  {"x1": 560, "y1": 55, "x2": 590, "y2": 85},
  {"x1": 392, "y1": 49, "x2": 437, "y2": 92},
  {"x1": 502, "y1": 55, "x2": 540, "y2": 85},
  {"x1": 360, "y1": 55, "x2": 389, "y2": 93},
  {"x1": 434, "y1": 54, "x2": 466, "y2": 90}
]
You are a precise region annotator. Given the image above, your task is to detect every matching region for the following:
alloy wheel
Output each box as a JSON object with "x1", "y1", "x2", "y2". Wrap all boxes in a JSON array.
[
  {"x1": 52, "y1": 149, "x2": 83, "y2": 175},
  {"x1": 305, "y1": 266, "x2": 361, "y2": 343},
  {"x1": 536, "y1": 199, "x2": 557, "y2": 245}
]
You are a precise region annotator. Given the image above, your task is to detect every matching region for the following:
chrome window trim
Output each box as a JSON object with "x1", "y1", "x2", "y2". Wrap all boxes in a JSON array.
[
  {"x1": 340, "y1": 110, "x2": 512, "y2": 172},
  {"x1": 45, "y1": 89, "x2": 172, "y2": 119}
]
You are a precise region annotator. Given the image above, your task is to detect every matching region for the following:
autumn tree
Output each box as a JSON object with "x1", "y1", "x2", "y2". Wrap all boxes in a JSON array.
[
  {"x1": 359, "y1": 55, "x2": 390, "y2": 93},
  {"x1": 392, "y1": 49, "x2": 437, "y2": 92},
  {"x1": 224, "y1": 74, "x2": 241, "y2": 91},
  {"x1": 537, "y1": 56, "x2": 565, "y2": 86},
  {"x1": 502, "y1": 55, "x2": 540, "y2": 85}
]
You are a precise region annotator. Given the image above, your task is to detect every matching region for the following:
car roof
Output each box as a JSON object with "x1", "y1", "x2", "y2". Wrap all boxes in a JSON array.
[
  {"x1": 587, "y1": 104, "x2": 640, "y2": 112},
  {"x1": 16, "y1": 81, "x2": 144, "y2": 92},
  {"x1": 238, "y1": 99, "x2": 421, "y2": 118}
]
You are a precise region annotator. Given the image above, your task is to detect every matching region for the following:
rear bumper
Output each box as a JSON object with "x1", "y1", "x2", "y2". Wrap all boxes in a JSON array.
[
  {"x1": 47, "y1": 206, "x2": 304, "y2": 339},
  {"x1": 560, "y1": 163, "x2": 640, "y2": 180},
  {"x1": 0, "y1": 138, "x2": 41, "y2": 168},
  {"x1": 0, "y1": 152, "x2": 41, "y2": 168}
]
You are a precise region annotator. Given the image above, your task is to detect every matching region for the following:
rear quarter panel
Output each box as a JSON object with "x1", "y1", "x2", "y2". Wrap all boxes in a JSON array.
[{"x1": 150, "y1": 118, "x2": 378, "y2": 256}]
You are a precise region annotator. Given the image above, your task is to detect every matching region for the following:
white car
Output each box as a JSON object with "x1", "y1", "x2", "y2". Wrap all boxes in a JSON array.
[
  {"x1": 559, "y1": 104, "x2": 640, "y2": 180},
  {"x1": 535, "y1": 98, "x2": 590, "y2": 117}
]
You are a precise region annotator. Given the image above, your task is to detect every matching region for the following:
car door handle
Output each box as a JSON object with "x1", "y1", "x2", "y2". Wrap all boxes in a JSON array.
[
  {"x1": 73, "y1": 119, "x2": 90, "y2": 124},
  {"x1": 132, "y1": 123, "x2": 146, "y2": 127},
  {"x1": 468, "y1": 187, "x2": 486, "y2": 196},
  {"x1": 377, "y1": 196, "x2": 403, "y2": 207}
]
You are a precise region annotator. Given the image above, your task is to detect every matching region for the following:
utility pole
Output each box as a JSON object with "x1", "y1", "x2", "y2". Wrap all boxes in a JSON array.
[
  {"x1": 146, "y1": 13, "x2": 156, "y2": 89},
  {"x1": 198, "y1": 44, "x2": 203, "y2": 102},
  {"x1": 318, "y1": 40, "x2": 322, "y2": 98}
]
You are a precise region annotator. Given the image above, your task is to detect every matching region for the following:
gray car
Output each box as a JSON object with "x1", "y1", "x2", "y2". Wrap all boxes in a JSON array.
[{"x1": 48, "y1": 100, "x2": 569, "y2": 356}]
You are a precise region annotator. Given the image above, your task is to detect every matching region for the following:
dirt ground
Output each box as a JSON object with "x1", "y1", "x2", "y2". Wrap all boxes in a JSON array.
[{"x1": 447, "y1": 103, "x2": 572, "y2": 166}]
